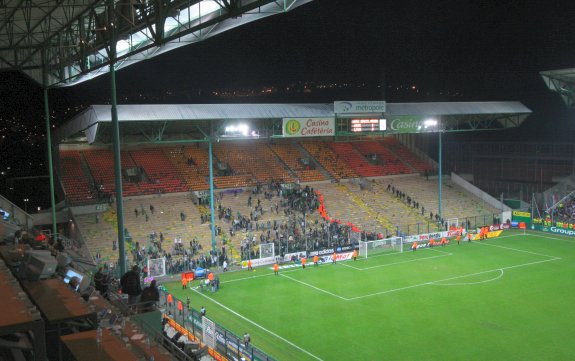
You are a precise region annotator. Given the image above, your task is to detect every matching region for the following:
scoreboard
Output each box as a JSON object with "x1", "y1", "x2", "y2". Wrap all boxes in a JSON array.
[{"x1": 351, "y1": 118, "x2": 386, "y2": 132}]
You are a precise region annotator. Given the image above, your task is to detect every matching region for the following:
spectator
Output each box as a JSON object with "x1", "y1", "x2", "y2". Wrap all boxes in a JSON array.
[
  {"x1": 93, "y1": 267, "x2": 109, "y2": 298},
  {"x1": 243, "y1": 332, "x2": 251, "y2": 348},
  {"x1": 120, "y1": 265, "x2": 142, "y2": 305},
  {"x1": 140, "y1": 280, "x2": 160, "y2": 312}
]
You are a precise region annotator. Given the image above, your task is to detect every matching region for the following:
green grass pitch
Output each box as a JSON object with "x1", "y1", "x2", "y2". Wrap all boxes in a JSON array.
[{"x1": 163, "y1": 230, "x2": 575, "y2": 361}]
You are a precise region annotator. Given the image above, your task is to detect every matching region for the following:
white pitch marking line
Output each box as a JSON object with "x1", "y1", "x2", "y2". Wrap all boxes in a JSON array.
[
  {"x1": 427, "y1": 247, "x2": 453, "y2": 255},
  {"x1": 473, "y1": 239, "x2": 561, "y2": 259},
  {"x1": 220, "y1": 267, "x2": 303, "y2": 284},
  {"x1": 280, "y1": 274, "x2": 348, "y2": 300},
  {"x1": 524, "y1": 231, "x2": 575, "y2": 243},
  {"x1": 192, "y1": 289, "x2": 325, "y2": 361},
  {"x1": 432, "y1": 269, "x2": 504, "y2": 286},
  {"x1": 345, "y1": 257, "x2": 560, "y2": 301},
  {"x1": 353, "y1": 253, "x2": 453, "y2": 271},
  {"x1": 340, "y1": 246, "x2": 453, "y2": 271}
]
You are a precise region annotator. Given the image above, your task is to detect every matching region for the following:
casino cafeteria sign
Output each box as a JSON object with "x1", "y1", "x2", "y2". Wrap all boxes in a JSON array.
[{"x1": 282, "y1": 117, "x2": 335, "y2": 137}]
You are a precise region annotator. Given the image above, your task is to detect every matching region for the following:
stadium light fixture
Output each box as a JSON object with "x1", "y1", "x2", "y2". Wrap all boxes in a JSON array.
[
  {"x1": 424, "y1": 118, "x2": 438, "y2": 128},
  {"x1": 223, "y1": 122, "x2": 259, "y2": 138}
]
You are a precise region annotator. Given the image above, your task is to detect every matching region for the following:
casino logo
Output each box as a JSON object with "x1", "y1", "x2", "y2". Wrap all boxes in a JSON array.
[{"x1": 285, "y1": 119, "x2": 301, "y2": 135}]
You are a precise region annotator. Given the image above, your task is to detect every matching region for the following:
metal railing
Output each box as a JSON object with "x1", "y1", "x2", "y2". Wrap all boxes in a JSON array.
[{"x1": 158, "y1": 287, "x2": 276, "y2": 361}]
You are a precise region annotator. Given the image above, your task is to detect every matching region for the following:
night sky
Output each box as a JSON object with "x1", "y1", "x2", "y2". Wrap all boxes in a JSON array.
[
  {"x1": 1, "y1": 0, "x2": 575, "y2": 209},
  {"x1": 70, "y1": 0, "x2": 575, "y2": 95}
]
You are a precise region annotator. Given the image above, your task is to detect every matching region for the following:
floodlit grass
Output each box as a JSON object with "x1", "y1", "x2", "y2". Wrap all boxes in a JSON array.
[{"x1": 164, "y1": 230, "x2": 575, "y2": 361}]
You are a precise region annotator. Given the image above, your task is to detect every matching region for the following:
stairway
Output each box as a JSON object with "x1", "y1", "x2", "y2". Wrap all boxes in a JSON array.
[
  {"x1": 335, "y1": 183, "x2": 395, "y2": 233},
  {"x1": 294, "y1": 142, "x2": 333, "y2": 181}
]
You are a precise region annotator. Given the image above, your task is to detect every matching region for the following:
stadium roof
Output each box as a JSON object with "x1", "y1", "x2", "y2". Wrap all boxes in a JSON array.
[
  {"x1": 0, "y1": 0, "x2": 313, "y2": 87},
  {"x1": 55, "y1": 101, "x2": 531, "y2": 144},
  {"x1": 540, "y1": 68, "x2": 575, "y2": 107}
]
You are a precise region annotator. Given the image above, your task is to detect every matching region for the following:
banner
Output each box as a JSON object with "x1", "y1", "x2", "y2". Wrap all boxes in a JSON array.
[
  {"x1": 388, "y1": 115, "x2": 435, "y2": 133},
  {"x1": 202, "y1": 317, "x2": 216, "y2": 349},
  {"x1": 307, "y1": 244, "x2": 357, "y2": 257},
  {"x1": 282, "y1": 117, "x2": 335, "y2": 137},
  {"x1": 532, "y1": 225, "x2": 575, "y2": 237},
  {"x1": 319, "y1": 251, "x2": 353, "y2": 263},
  {"x1": 512, "y1": 210, "x2": 531, "y2": 226},
  {"x1": 241, "y1": 256, "x2": 276, "y2": 268},
  {"x1": 334, "y1": 101, "x2": 386, "y2": 114},
  {"x1": 471, "y1": 230, "x2": 502, "y2": 240}
]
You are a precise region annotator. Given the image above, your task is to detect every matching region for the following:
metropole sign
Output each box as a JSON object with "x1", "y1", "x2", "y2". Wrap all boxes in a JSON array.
[{"x1": 334, "y1": 101, "x2": 386, "y2": 114}]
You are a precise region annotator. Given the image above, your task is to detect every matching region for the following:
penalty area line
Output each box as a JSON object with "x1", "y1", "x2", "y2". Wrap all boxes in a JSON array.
[
  {"x1": 473, "y1": 239, "x2": 561, "y2": 259},
  {"x1": 346, "y1": 257, "x2": 560, "y2": 301},
  {"x1": 192, "y1": 289, "x2": 325, "y2": 361},
  {"x1": 342, "y1": 252, "x2": 452, "y2": 271},
  {"x1": 524, "y1": 231, "x2": 575, "y2": 244},
  {"x1": 280, "y1": 274, "x2": 348, "y2": 301}
]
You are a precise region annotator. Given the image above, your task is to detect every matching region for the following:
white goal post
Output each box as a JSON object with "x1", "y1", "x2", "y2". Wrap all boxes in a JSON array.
[
  {"x1": 358, "y1": 236, "x2": 403, "y2": 258},
  {"x1": 147, "y1": 257, "x2": 166, "y2": 278},
  {"x1": 259, "y1": 242, "x2": 275, "y2": 258},
  {"x1": 447, "y1": 218, "x2": 459, "y2": 229}
]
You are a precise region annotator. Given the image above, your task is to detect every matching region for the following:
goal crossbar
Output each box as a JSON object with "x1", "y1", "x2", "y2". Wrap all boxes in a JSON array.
[{"x1": 359, "y1": 237, "x2": 403, "y2": 258}]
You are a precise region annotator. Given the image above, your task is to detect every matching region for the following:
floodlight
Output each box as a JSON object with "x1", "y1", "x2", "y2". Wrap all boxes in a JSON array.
[{"x1": 424, "y1": 119, "x2": 437, "y2": 127}]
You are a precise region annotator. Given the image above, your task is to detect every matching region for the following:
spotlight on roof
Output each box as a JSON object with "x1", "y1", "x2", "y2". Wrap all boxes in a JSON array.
[
  {"x1": 223, "y1": 122, "x2": 259, "y2": 138},
  {"x1": 424, "y1": 119, "x2": 437, "y2": 127}
]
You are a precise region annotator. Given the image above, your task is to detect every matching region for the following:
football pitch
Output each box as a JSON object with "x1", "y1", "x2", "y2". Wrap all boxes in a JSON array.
[{"x1": 164, "y1": 230, "x2": 575, "y2": 361}]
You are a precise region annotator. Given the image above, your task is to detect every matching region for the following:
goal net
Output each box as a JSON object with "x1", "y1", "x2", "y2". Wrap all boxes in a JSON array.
[
  {"x1": 447, "y1": 218, "x2": 459, "y2": 230},
  {"x1": 147, "y1": 257, "x2": 166, "y2": 278},
  {"x1": 259, "y1": 242, "x2": 275, "y2": 258},
  {"x1": 349, "y1": 228, "x2": 362, "y2": 245},
  {"x1": 358, "y1": 236, "x2": 403, "y2": 258}
]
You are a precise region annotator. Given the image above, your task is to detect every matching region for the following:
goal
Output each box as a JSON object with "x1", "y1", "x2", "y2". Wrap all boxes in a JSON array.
[
  {"x1": 259, "y1": 242, "x2": 275, "y2": 258},
  {"x1": 358, "y1": 236, "x2": 403, "y2": 258},
  {"x1": 447, "y1": 218, "x2": 459, "y2": 229},
  {"x1": 147, "y1": 257, "x2": 166, "y2": 278}
]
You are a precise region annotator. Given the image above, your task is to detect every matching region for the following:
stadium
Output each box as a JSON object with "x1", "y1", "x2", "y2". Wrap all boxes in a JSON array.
[{"x1": 1, "y1": 1, "x2": 575, "y2": 361}]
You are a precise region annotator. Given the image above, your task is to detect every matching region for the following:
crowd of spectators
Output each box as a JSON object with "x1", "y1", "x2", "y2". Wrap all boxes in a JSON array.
[
  {"x1": 386, "y1": 183, "x2": 456, "y2": 231},
  {"x1": 547, "y1": 193, "x2": 575, "y2": 224}
]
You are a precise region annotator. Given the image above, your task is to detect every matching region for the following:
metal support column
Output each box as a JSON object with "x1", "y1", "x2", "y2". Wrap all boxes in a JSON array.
[
  {"x1": 109, "y1": 0, "x2": 126, "y2": 275},
  {"x1": 208, "y1": 140, "x2": 216, "y2": 253},
  {"x1": 42, "y1": 58, "x2": 57, "y2": 238},
  {"x1": 438, "y1": 131, "x2": 443, "y2": 221}
]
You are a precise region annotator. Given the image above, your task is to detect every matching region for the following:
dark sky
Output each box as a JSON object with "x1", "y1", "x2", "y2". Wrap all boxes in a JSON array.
[{"x1": 58, "y1": 0, "x2": 575, "y2": 99}]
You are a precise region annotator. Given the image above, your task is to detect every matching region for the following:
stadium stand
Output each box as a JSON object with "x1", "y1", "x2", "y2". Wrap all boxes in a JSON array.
[
  {"x1": 300, "y1": 140, "x2": 358, "y2": 180},
  {"x1": 382, "y1": 137, "x2": 432, "y2": 173},
  {"x1": 383, "y1": 175, "x2": 500, "y2": 224},
  {"x1": 61, "y1": 139, "x2": 500, "y2": 267},
  {"x1": 82, "y1": 149, "x2": 141, "y2": 197},
  {"x1": 213, "y1": 143, "x2": 294, "y2": 185},
  {"x1": 59, "y1": 150, "x2": 96, "y2": 204},
  {"x1": 129, "y1": 148, "x2": 189, "y2": 194},
  {"x1": 164, "y1": 146, "x2": 210, "y2": 191},
  {"x1": 352, "y1": 141, "x2": 413, "y2": 175},
  {"x1": 268, "y1": 142, "x2": 326, "y2": 182},
  {"x1": 329, "y1": 142, "x2": 388, "y2": 177}
]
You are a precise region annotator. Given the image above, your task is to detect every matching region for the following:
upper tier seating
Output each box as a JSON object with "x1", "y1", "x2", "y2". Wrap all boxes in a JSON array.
[
  {"x1": 329, "y1": 142, "x2": 388, "y2": 177},
  {"x1": 268, "y1": 143, "x2": 326, "y2": 182},
  {"x1": 352, "y1": 141, "x2": 413, "y2": 175},
  {"x1": 59, "y1": 151, "x2": 95, "y2": 204},
  {"x1": 129, "y1": 148, "x2": 189, "y2": 194},
  {"x1": 300, "y1": 141, "x2": 358, "y2": 180},
  {"x1": 82, "y1": 149, "x2": 140, "y2": 197},
  {"x1": 213, "y1": 143, "x2": 293, "y2": 186},
  {"x1": 382, "y1": 137, "x2": 431, "y2": 173}
]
